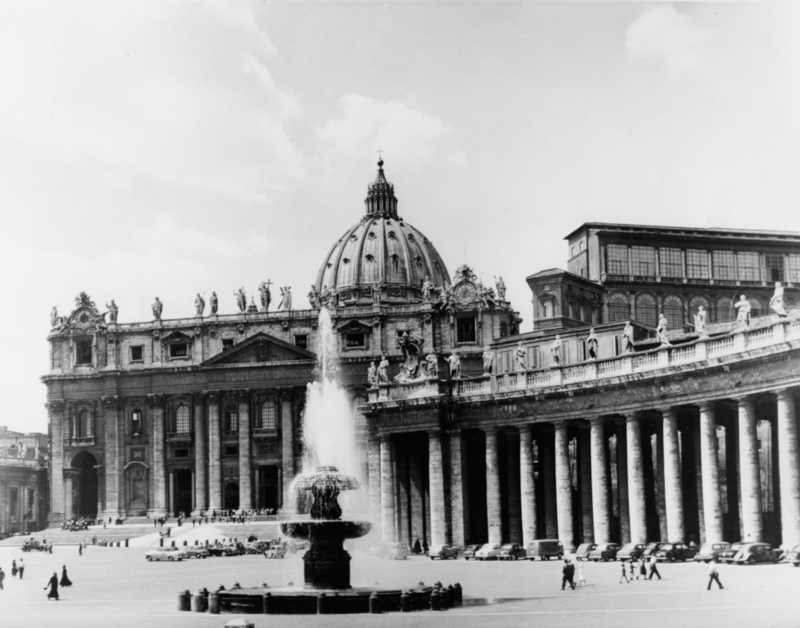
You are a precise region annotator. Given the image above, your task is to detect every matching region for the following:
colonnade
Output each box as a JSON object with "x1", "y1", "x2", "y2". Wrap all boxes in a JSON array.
[{"x1": 371, "y1": 388, "x2": 800, "y2": 550}]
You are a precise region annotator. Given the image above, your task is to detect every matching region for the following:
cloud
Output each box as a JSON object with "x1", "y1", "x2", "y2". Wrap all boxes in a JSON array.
[
  {"x1": 625, "y1": 6, "x2": 712, "y2": 75},
  {"x1": 318, "y1": 94, "x2": 454, "y2": 167}
]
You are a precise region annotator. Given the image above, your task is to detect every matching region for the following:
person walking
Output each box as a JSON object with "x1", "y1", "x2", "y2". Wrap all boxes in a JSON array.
[
  {"x1": 0, "y1": 566, "x2": 5, "y2": 590},
  {"x1": 18, "y1": 559, "x2": 24, "y2": 579},
  {"x1": 637, "y1": 556, "x2": 647, "y2": 580},
  {"x1": 628, "y1": 559, "x2": 635, "y2": 581},
  {"x1": 11, "y1": 559, "x2": 17, "y2": 578},
  {"x1": 707, "y1": 559, "x2": 724, "y2": 590},
  {"x1": 60, "y1": 565, "x2": 72, "y2": 587},
  {"x1": 561, "y1": 559, "x2": 576, "y2": 590},
  {"x1": 78, "y1": 543, "x2": 83, "y2": 556},
  {"x1": 648, "y1": 554, "x2": 662, "y2": 580},
  {"x1": 619, "y1": 561, "x2": 630, "y2": 583},
  {"x1": 45, "y1": 572, "x2": 59, "y2": 600},
  {"x1": 576, "y1": 560, "x2": 586, "y2": 587}
]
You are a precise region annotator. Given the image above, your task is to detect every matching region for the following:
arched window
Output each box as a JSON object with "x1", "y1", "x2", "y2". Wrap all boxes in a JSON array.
[
  {"x1": 131, "y1": 409, "x2": 143, "y2": 436},
  {"x1": 715, "y1": 297, "x2": 734, "y2": 323},
  {"x1": 260, "y1": 401, "x2": 277, "y2": 430},
  {"x1": 663, "y1": 294, "x2": 684, "y2": 330},
  {"x1": 352, "y1": 397, "x2": 368, "y2": 429},
  {"x1": 688, "y1": 295, "x2": 710, "y2": 324},
  {"x1": 748, "y1": 297, "x2": 762, "y2": 319},
  {"x1": 225, "y1": 409, "x2": 238, "y2": 435},
  {"x1": 635, "y1": 293, "x2": 658, "y2": 327},
  {"x1": 175, "y1": 405, "x2": 191, "y2": 433},
  {"x1": 77, "y1": 409, "x2": 92, "y2": 438},
  {"x1": 607, "y1": 293, "x2": 630, "y2": 323}
]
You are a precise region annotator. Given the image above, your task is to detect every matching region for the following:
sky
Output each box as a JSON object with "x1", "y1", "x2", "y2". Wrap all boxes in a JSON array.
[{"x1": 1, "y1": 1, "x2": 799, "y2": 434}]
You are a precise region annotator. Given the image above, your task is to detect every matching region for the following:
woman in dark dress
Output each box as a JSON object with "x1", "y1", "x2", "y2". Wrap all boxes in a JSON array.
[
  {"x1": 45, "y1": 572, "x2": 59, "y2": 600},
  {"x1": 60, "y1": 565, "x2": 72, "y2": 587},
  {"x1": 11, "y1": 559, "x2": 18, "y2": 577}
]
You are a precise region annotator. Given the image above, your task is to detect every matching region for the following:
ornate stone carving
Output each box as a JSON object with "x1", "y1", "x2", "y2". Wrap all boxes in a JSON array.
[
  {"x1": 255, "y1": 337, "x2": 272, "y2": 362},
  {"x1": 47, "y1": 399, "x2": 66, "y2": 413},
  {"x1": 101, "y1": 396, "x2": 124, "y2": 411},
  {"x1": 146, "y1": 393, "x2": 166, "y2": 409}
]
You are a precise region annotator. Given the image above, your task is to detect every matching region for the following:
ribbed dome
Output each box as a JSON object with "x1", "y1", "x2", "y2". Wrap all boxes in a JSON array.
[{"x1": 315, "y1": 161, "x2": 450, "y2": 305}]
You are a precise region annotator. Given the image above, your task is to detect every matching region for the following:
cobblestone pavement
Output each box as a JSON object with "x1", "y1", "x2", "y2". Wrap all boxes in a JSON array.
[{"x1": 1, "y1": 544, "x2": 798, "y2": 628}]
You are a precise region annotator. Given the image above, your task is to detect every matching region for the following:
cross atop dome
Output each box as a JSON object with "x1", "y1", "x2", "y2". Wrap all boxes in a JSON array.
[{"x1": 365, "y1": 157, "x2": 398, "y2": 219}]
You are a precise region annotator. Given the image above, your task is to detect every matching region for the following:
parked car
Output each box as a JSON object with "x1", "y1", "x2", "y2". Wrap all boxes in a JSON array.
[
  {"x1": 21, "y1": 540, "x2": 47, "y2": 552},
  {"x1": 385, "y1": 542, "x2": 409, "y2": 560},
  {"x1": 616, "y1": 543, "x2": 647, "y2": 561},
  {"x1": 183, "y1": 547, "x2": 209, "y2": 559},
  {"x1": 719, "y1": 542, "x2": 783, "y2": 565},
  {"x1": 655, "y1": 543, "x2": 698, "y2": 562},
  {"x1": 245, "y1": 540, "x2": 271, "y2": 554},
  {"x1": 588, "y1": 543, "x2": 621, "y2": 562},
  {"x1": 429, "y1": 544, "x2": 459, "y2": 560},
  {"x1": 526, "y1": 539, "x2": 564, "y2": 561},
  {"x1": 463, "y1": 544, "x2": 482, "y2": 560},
  {"x1": 475, "y1": 543, "x2": 503, "y2": 560},
  {"x1": 145, "y1": 547, "x2": 188, "y2": 561},
  {"x1": 264, "y1": 543, "x2": 286, "y2": 559},
  {"x1": 641, "y1": 542, "x2": 665, "y2": 558},
  {"x1": 497, "y1": 543, "x2": 527, "y2": 561},
  {"x1": 694, "y1": 542, "x2": 731, "y2": 563},
  {"x1": 574, "y1": 543, "x2": 597, "y2": 562},
  {"x1": 207, "y1": 543, "x2": 245, "y2": 557},
  {"x1": 786, "y1": 544, "x2": 800, "y2": 567}
]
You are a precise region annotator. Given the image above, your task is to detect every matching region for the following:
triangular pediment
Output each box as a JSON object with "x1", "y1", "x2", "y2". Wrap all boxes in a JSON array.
[{"x1": 201, "y1": 332, "x2": 316, "y2": 367}]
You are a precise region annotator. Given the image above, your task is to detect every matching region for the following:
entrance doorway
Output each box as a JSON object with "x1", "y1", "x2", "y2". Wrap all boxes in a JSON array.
[
  {"x1": 224, "y1": 483, "x2": 239, "y2": 510},
  {"x1": 71, "y1": 451, "x2": 98, "y2": 519},
  {"x1": 173, "y1": 469, "x2": 193, "y2": 517},
  {"x1": 259, "y1": 466, "x2": 279, "y2": 511}
]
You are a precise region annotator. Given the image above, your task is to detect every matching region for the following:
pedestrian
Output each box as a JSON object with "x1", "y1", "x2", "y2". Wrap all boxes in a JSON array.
[
  {"x1": 12, "y1": 559, "x2": 17, "y2": 578},
  {"x1": 78, "y1": 543, "x2": 83, "y2": 556},
  {"x1": 0, "y1": 566, "x2": 5, "y2": 589},
  {"x1": 638, "y1": 557, "x2": 647, "y2": 580},
  {"x1": 18, "y1": 558, "x2": 24, "y2": 579},
  {"x1": 45, "y1": 572, "x2": 59, "y2": 600},
  {"x1": 576, "y1": 560, "x2": 586, "y2": 587},
  {"x1": 707, "y1": 559, "x2": 724, "y2": 590},
  {"x1": 561, "y1": 559, "x2": 576, "y2": 590},
  {"x1": 60, "y1": 565, "x2": 72, "y2": 587},
  {"x1": 619, "y1": 561, "x2": 630, "y2": 584},
  {"x1": 648, "y1": 554, "x2": 661, "y2": 580},
  {"x1": 629, "y1": 559, "x2": 635, "y2": 580}
]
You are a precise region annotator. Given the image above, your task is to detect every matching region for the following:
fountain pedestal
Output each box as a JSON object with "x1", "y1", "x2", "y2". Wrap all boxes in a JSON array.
[{"x1": 303, "y1": 533, "x2": 351, "y2": 589}]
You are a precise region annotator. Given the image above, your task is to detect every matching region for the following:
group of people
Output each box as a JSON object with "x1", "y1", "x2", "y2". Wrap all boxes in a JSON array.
[
  {"x1": 44, "y1": 565, "x2": 73, "y2": 601},
  {"x1": 60, "y1": 519, "x2": 91, "y2": 532}
]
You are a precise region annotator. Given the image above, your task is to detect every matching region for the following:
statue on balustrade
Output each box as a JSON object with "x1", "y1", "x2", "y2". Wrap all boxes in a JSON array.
[
  {"x1": 367, "y1": 361, "x2": 378, "y2": 388},
  {"x1": 152, "y1": 297, "x2": 163, "y2": 321},
  {"x1": 694, "y1": 306, "x2": 709, "y2": 338},
  {"x1": 320, "y1": 285, "x2": 332, "y2": 307},
  {"x1": 735, "y1": 295, "x2": 751, "y2": 327},
  {"x1": 210, "y1": 292, "x2": 218, "y2": 314},
  {"x1": 770, "y1": 282, "x2": 788, "y2": 318},
  {"x1": 515, "y1": 341, "x2": 526, "y2": 372},
  {"x1": 377, "y1": 355, "x2": 390, "y2": 384},
  {"x1": 399, "y1": 330, "x2": 422, "y2": 379},
  {"x1": 622, "y1": 321, "x2": 635, "y2": 353},
  {"x1": 550, "y1": 335, "x2": 562, "y2": 365},
  {"x1": 656, "y1": 313, "x2": 671, "y2": 346},
  {"x1": 259, "y1": 281, "x2": 272, "y2": 312},
  {"x1": 587, "y1": 328, "x2": 599, "y2": 359},
  {"x1": 482, "y1": 347, "x2": 494, "y2": 375},
  {"x1": 50, "y1": 306, "x2": 58, "y2": 328},
  {"x1": 106, "y1": 300, "x2": 118, "y2": 323},
  {"x1": 278, "y1": 286, "x2": 292, "y2": 311},
  {"x1": 233, "y1": 287, "x2": 247, "y2": 313},
  {"x1": 495, "y1": 276, "x2": 506, "y2": 300},
  {"x1": 195, "y1": 294, "x2": 205, "y2": 316},
  {"x1": 447, "y1": 353, "x2": 461, "y2": 379},
  {"x1": 425, "y1": 353, "x2": 439, "y2": 378},
  {"x1": 371, "y1": 282, "x2": 382, "y2": 304},
  {"x1": 308, "y1": 286, "x2": 320, "y2": 309},
  {"x1": 421, "y1": 276, "x2": 434, "y2": 302}
]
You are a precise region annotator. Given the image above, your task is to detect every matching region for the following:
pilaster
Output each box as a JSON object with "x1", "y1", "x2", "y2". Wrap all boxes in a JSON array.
[
  {"x1": 147, "y1": 393, "x2": 167, "y2": 518},
  {"x1": 206, "y1": 392, "x2": 222, "y2": 511},
  {"x1": 236, "y1": 389, "x2": 252, "y2": 510}
]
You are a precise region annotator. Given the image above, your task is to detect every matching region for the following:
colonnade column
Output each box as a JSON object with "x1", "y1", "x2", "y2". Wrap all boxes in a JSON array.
[
  {"x1": 553, "y1": 421, "x2": 575, "y2": 552},
  {"x1": 626, "y1": 414, "x2": 647, "y2": 544},
  {"x1": 193, "y1": 393, "x2": 207, "y2": 514},
  {"x1": 485, "y1": 427, "x2": 502, "y2": 544},
  {"x1": 616, "y1": 419, "x2": 630, "y2": 544},
  {"x1": 237, "y1": 390, "x2": 252, "y2": 510},
  {"x1": 776, "y1": 390, "x2": 800, "y2": 548},
  {"x1": 737, "y1": 397, "x2": 763, "y2": 542},
  {"x1": 206, "y1": 392, "x2": 221, "y2": 512},
  {"x1": 148, "y1": 394, "x2": 167, "y2": 517},
  {"x1": 449, "y1": 429, "x2": 467, "y2": 547},
  {"x1": 280, "y1": 390, "x2": 295, "y2": 510},
  {"x1": 590, "y1": 418, "x2": 610, "y2": 544},
  {"x1": 698, "y1": 402, "x2": 723, "y2": 542},
  {"x1": 661, "y1": 407, "x2": 684, "y2": 542},
  {"x1": 47, "y1": 401, "x2": 66, "y2": 524},
  {"x1": 64, "y1": 472, "x2": 73, "y2": 520},
  {"x1": 367, "y1": 436, "x2": 382, "y2": 538},
  {"x1": 519, "y1": 425, "x2": 537, "y2": 547},
  {"x1": 428, "y1": 430, "x2": 447, "y2": 546},
  {"x1": 541, "y1": 428, "x2": 558, "y2": 538},
  {"x1": 379, "y1": 434, "x2": 396, "y2": 543},
  {"x1": 578, "y1": 425, "x2": 594, "y2": 543}
]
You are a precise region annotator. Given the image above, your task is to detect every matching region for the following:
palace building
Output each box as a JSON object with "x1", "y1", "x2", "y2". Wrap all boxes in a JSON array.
[{"x1": 0, "y1": 426, "x2": 49, "y2": 537}]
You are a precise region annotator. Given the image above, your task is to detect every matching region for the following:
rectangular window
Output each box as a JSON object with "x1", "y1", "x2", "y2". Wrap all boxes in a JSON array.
[
  {"x1": 764, "y1": 253, "x2": 784, "y2": 282},
  {"x1": 225, "y1": 411, "x2": 238, "y2": 435},
  {"x1": 606, "y1": 244, "x2": 628, "y2": 275},
  {"x1": 456, "y1": 317, "x2": 477, "y2": 343},
  {"x1": 130, "y1": 345, "x2": 143, "y2": 362},
  {"x1": 527, "y1": 346, "x2": 540, "y2": 369},
  {"x1": 76, "y1": 339, "x2": 93, "y2": 365},
  {"x1": 712, "y1": 250, "x2": 735, "y2": 280},
  {"x1": 169, "y1": 343, "x2": 188, "y2": 358},
  {"x1": 659, "y1": 248, "x2": 683, "y2": 278},
  {"x1": 173, "y1": 448, "x2": 189, "y2": 459},
  {"x1": 222, "y1": 339, "x2": 234, "y2": 351},
  {"x1": 614, "y1": 336, "x2": 622, "y2": 356},
  {"x1": 685, "y1": 249, "x2": 709, "y2": 279},
  {"x1": 788, "y1": 254, "x2": 800, "y2": 282},
  {"x1": 345, "y1": 332, "x2": 365, "y2": 348},
  {"x1": 737, "y1": 252, "x2": 760, "y2": 281},
  {"x1": 630, "y1": 246, "x2": 656, "y2": 277},
  {"x1": 294, "y1": 334, "x2": 308, "y2": 349},
  {"x1": 224, "y1": 445, "x2": 238, "y2": 457}
]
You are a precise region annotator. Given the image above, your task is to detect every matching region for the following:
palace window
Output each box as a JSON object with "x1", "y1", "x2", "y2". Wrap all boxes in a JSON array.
[
  {"x1": 76, "y1": 409, "x2": 92, "y2": 438},
  {"x1": 630, "y1": 246, "x2": 656, "y2": 277},
  {"x1": 175, "y1": 404, "x2": 191, "y2": 433},
  {"x1": 634, "y1": 293, "x2": 657, "y2": 328},
  {"x1": 715, "y1": 296, "x2": 735, "y2": 323},
  {"x1": 131, "y1": 409, "x2": 143, "y2": 436},
  {"x1": 787, "y1": 254, "x2": 800, "y2": 282},
  {"x1": 173, "y1": 448, "x2": 189, "y2": 459},
  {"x1": 169, "y1": 343, "x2": 188, "y2": 358},
  {"x1": 712, "y1": 250, "x2": 735, "y2": 280},
  {"x1": 224, "y1": 445, "x2": 238, "y2": 457},
  {"x1": 765, "y1": 253, "x2": 784, "y2": 282},
  {"x1": 527, "y1": 346, "x2": 540, "y2": 369},
  {"x1": 258, "y1": 401, "x2": 277, "y2": 430},
  {"x1": 607, "y1": 293, "x2": 630, "y2": 323},
  {"x1": 225, "y1": 410, "x2": 238, "y2": 435},
  {"x1": 345, "y1": 332, "x2": 365, "y2": 348},
  {"x1": 294, "y1": 334, "x2": 308, "y2": 349},
  {"x1": 659, "y1": 248, "x2": 683, "y2": 278},
  {"x1": 663, "y1": 294, "x2": 684, "y2": 329},
  {"x1": 76, "y1": 339, "x2": 93, "y2": 365},
  {"x1": 456, "y1": 317, "x2": 477, "y2": 344},
  {"x1": 606, "y1": 244, "x2": 628, "y2": 275},
  {"x1": 685, "y1": 249, "x2": 709, "y2": 279},
  {"x1": 542, "y1": 301, "x2": 553, "y2": 318},
  {"x1": 737, "y1": 252, "x2": 760, "y2": 281},
  {"x1": 222, "y1": 339, "x2": 234, "y2": 351},
  {"x1": 130, "y1": 345, "x2": 143, "y2": 362}
]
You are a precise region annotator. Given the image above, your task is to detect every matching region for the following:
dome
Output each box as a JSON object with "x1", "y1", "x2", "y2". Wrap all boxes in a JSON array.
[{"x1": 315, "y1": 161, "x2": 450, "y2": 306}]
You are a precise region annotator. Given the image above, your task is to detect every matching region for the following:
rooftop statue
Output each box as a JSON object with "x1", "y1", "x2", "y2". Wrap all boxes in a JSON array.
[
  {"x1": 447, "y1": 353, "x2": 461, "y2": 379},
  {"x1": 421, "y1": 276, "x2": 434, "y2": 302},
  {"x1": 259, "y1": 280, "x2": 272, "y2": 312},
  {"x1": 770, "y1": 282, "x2": 788, "y2": 318},
  {"x1": 587, "y1": 328, "x2": 599, "y2": 359},
  {"x1": 234, "y1": 287, "x2": 247, "y2": 313},
  {"x1": 482, "y1": 346, "x2": 494, "y2": 375},
  {"x1": 367, "y1": 361, "x2": 378, "y2": 388},
  {"x1": 308, "y1": 285, "x2": 321, "y2": 309},
  {"x1": 106, "y1": 300, "x2": 118, "y2": 323},
  {"x1": 735, "y1": 295, "x2": 751, "y2": 328},
  {"x1": 656, "y1": 313, "x2": 671, "y2": 346},
  {"x1": 515, "y1": 341, "x2": 526, "y2": 371},
  {"x1": 371, "y1": 282, "x2": 381, "y2": 304},
  {"x1": 495, "y1": 276, "x2": 506, "y2": 300},
  {"x1": 377, "y1": 355, "x2": 390, "y2": 384},
  {"x1": 195, "y1": 294, "x2": 205, "y2": 317},
  {"x1": 152, "y1": 297, "x2": 163, "y2": 321},
  {"x1": 694, "y1": 306, "x2": 709, "y2": 338},
  {"x1": 622, "y1": 321, "x2": 635, "y2": 353},
  {"x1": 210, "y1": 292, "x2": 218, "y2": 315},
  {"x1": 425, "y1": 353, "x2": 439, "y2": 379},
  {"x1": 278, "y1": 286, "x2": 292, "y2": 311},
  {"x1": 398, "y1": 329, "x2": 423, "y2": 379},
  {"x1": 551, "y1": 335, "x2": 562, "y2": 365}
]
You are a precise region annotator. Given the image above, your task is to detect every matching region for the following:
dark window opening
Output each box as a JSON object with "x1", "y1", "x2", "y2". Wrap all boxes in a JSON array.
[
  {"x1": 765, "y1": 253, "x2": 784, "y2": 282},
  {"x1": 76, "y1": 339, "x2": 93, "y2": 365},
  {"x1": 294, "y1": 335, "x2": 308, "y2": 349},
  {"x1": 345, "y1": 332, "x2": 365, "y2": 348},
  {"x1": 222, "y1": 339, "x2": 235, "y2": 351},
  {"x1": 131, "y1": 410, "x2": 143, "y2": 436},
  {"x1": 174, "y1": 448, "x2": 189, "y2": 458},
  {"x1": 500, "y1": 322, "x2": 509, "y2": 338},
  {"x1": 169, "y1": 343, "x2": 188, "y2": 358},
  {"x1": 456, "y1": 317, "x2": 477, "y2": 343},
  {"x1": 130, "y1": 345, "x2": 143, "y2": 362},
  {"x1": 224, "y1": 445, "x2": 238, "y2": 457}
]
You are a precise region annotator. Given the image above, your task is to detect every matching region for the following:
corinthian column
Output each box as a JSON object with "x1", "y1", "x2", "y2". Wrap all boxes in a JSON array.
[
  {"x1": 626, "y1": 414, "x2": 647, "y2": 544},
  {"x1": 449, "y1": 429, "x2": 468, "y2": 547},
  {"x1": 578, "y1": 424, "x2": 594, "y2": 543},
  {"x1": 554, "y1": 421, "x2": 575, "y2": 552},
  {"x1": 485, "y1": 427, "x2": 502, "y2": 544},
  {"x1": 698, "y1": 402, "x2": 723, "y2": 543},
  {"x1": 776, "y1": 390, "x2": 800, "y2": 548},
  {"x1": 590, "y1": 418, "x2": 610, "y2": 544},
  {"x1": 737, "y1": 397, "x2": 763, "y2": 542},
  {"x1": 48, "y1": 401, "x2": 66, "y2": 525},
  {"x1": 281, "y1": 390, "x2": 295, "y2": 509},
  {"x1": 193, "y1": 393, "x2": 207, "y2": 514},
  {"x1": 661, "y1": 407, "x2": 684, "y2": 542},
  {"x1": 237, "y1": 390, "x2": 252, "y2": 510},
  {"x1": 519, "y1": 425, "x2": 537, "y2": 547},
  {"x1": 101, "y1": 396, "x2": 124, "y2": 519},
  {"x1": 148, "y1": 394, "x2": 167, "y2": 517},
  {"x1": 206, "y1": 392, "x2": 221, "y2": 511},
  {"x1": 616, "y1": 419, "x2": 630, "y2": 544},
  {"x1": 380, "y1": 434, "x2": 396, "y2": 543},
  {"x1": 428, "y1": 430, "x2": 447, "y2": 545}
]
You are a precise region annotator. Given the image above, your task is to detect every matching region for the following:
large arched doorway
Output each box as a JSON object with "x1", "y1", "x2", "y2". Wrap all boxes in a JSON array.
[
  {"x1": 173, "y1": 469, "x2": 193, "y2": 517},
  {"x1": 71, "y1": 451, "x2": 98, "y2": 519},
  {"x1": 224, "y1": 483, "x2": 239, "y2": 510}
]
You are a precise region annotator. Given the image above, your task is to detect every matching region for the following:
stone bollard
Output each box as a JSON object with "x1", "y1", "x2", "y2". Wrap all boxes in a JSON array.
[
  {"x1": 191, "y1": 589, "x2": 207, "y2": 612},
  {"x1": 430, "y1": 588, "x2": 442, "y2": 611},
  {"x1": 171, "y1": 540, "x2": 175, "y2": 547},
  {"x1": 262, "y1": 592, "x2": 273, "y2": 614},
  {"x1": 183, "y1": 540, "x2": 188, "y2": 546},
  {"x1": 159, "y1": 537, "x2": 164, "y2": 547},
  {"x1": 444, "y1": 585, "x2": 454, "y2": 609},
  {"x1": 195, "y1": 540, "x2": 198, "y2": 545},
  {"x1": 400, "y1": 591, "x2": 411, "y2": 613},
  {"x1": 453, "y1": 583, "x2": 462, "y2": 606},
  {"x1": 116, "y1": 541, "x2": 120, "y2": 547},
  {"x1": 177, "y1": 590, "x2": 191, "y2": 611},
  {"x1": 369, "y1": 591, "x2": 380, "y2": 614},
  {"x1": 316, "y1": 593, "x2": 328, "y2": 615},
  {"x1": 125, "y1": 538, "x2": 129, "y2": 548},
  {"x1": 208, "y1": 592, "x2": 219, "y2": 614}
]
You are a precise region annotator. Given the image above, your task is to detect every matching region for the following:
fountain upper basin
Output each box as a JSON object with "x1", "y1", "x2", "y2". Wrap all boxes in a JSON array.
[{"x1": 280, "y1": 520, "x2": 371, "y2": 540}]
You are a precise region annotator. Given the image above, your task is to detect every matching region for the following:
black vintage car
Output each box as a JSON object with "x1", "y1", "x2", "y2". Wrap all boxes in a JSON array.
[
  {"x1": 654, "y1": 542, "x2": 698, "y2": 562},
  {"x1": 207, "y1": 542, "x2": 245, "y2": 557},
  {"x1": 21, "y1": 540, "x2": 47, "y2": 552}
]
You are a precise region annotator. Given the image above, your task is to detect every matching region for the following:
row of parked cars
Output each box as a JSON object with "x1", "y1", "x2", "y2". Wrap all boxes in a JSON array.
[{"x1": 145, "y1": 539, "x2": 290, "y2": 561}]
